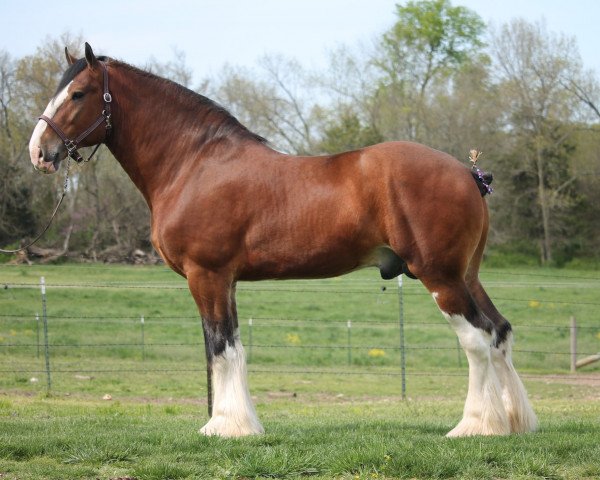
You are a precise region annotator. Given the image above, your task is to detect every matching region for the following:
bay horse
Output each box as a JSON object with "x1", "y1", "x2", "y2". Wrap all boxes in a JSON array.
[{"x1": 28, "y1": 43, "x2": 537, "y2": 437}]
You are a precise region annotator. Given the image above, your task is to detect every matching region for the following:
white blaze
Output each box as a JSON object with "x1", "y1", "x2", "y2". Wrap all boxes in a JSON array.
[{"x1": 29, "y1": 81, "x2": 72, "y2": 165}]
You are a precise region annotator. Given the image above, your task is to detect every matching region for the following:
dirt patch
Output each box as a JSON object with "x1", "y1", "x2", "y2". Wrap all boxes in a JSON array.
[{"x1": 525, "y1": 373, "x2": 600, "y2": 387}]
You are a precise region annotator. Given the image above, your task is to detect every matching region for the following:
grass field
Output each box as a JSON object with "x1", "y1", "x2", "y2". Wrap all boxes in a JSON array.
[{"x1": 1, "y1": 263, "x2": 599, "y2": 479}]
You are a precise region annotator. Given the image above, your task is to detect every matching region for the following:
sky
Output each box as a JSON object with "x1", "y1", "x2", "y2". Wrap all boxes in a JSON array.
[{"x1": 2, "y1": 0, "x2": 599, "y2": 85}]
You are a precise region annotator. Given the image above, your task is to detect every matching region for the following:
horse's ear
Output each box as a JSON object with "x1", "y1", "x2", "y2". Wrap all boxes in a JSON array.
[
  {"x1": 84, "y1": 42, "x2": 97, "y2": 68},
  {"x1": 65, "y1": 47, "x2": 77, "y2": 66}
]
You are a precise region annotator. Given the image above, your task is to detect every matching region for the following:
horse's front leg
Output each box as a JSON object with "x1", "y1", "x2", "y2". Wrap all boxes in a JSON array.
[{"x1": 187, "y1": 269, "x2": 264, "y2": 437}]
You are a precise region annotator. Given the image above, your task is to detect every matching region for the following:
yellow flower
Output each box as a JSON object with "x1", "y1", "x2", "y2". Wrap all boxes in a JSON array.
[
  {"x1": 528, "y1": 300, "x2": 540, "y2": 308},
  {"x1": 368, "y1": 348, "x2": 385, "y2": 358},
  {"x1": 286, "y1": 333, "x2": 301, "y2": 345}
]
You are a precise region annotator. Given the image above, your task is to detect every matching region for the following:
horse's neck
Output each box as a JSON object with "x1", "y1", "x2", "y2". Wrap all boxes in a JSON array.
[
  {"x1": 105, "y1": 73, "x2": 173, "y2": 205},
  {"x1": 105, "y1": 66, "x2": 254, "y2": 207}
]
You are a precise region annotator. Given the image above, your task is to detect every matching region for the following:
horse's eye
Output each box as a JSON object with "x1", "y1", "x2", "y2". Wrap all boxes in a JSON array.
[{"x1": 72, "y1": 91, "x2": 85, "y2": 100}]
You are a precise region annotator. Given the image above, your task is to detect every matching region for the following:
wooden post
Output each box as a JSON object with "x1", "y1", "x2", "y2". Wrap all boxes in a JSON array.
[
  {"x1": 570, "y1": 316, "x2": 577, "y2": 373},
  {"x1": 576, "y1": 354, "x2": 600, "y2": 369}
]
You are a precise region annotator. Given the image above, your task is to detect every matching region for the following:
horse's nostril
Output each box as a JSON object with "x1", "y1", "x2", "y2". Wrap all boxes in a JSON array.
[{"x1": 50, "y1": 150, "x2": 60, "y2": 163}]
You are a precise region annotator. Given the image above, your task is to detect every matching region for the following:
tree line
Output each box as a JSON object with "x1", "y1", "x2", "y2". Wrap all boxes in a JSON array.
[{"x1": 1, "y1": 1, "x2": 599, "y2": 266}]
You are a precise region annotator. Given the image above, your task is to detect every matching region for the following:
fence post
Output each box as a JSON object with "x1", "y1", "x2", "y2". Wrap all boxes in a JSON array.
[
  {"x1": 570, "y1": 316, "x2": 577, "y2": 373},
  {"x1": 248, "y1": 318, "x2": 253, "y2": 363},
  {"x1": 140, "y1": 315, "x2": 145, "y2": 361},
  {"x1": 347, "y1": 320, "x2": 352, "y2": 365},
  {"x1": 40, "y1": 277, "x2": 51, "y2": 394},
  {"x1": 35, "y1": 312, "x2": 40, "y2": 359},
  {"x1": 397, "y1": 274, "x2": 406, "y2": 399}
]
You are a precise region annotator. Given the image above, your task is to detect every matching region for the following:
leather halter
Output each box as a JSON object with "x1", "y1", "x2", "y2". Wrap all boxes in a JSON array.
[{"x1": 38, "y1": 61, "x2": 112, "y2": 163}]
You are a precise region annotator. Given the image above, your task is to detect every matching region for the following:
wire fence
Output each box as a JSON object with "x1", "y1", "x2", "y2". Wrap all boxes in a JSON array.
[{"x1": 1, "y1": 269, "x2": 599, "y2": 398}]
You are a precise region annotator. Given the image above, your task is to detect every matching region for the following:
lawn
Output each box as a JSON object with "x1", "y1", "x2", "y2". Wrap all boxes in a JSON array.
[
  {"x1": 0, "y1": 263, "x2": 599, "y2": 479},
  {"x1": 1, "y1": 390, "x2": 599, "y2": 479}
]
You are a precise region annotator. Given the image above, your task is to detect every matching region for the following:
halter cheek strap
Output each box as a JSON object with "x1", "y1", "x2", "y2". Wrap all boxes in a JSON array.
[{"x1": 38, "y1": 61, "x2": 112, "y2": 163}]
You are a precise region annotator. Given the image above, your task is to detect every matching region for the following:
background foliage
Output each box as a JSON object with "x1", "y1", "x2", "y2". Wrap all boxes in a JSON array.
[{"x1": 1, "y1": 1, "x2": 599, "y2": 266}]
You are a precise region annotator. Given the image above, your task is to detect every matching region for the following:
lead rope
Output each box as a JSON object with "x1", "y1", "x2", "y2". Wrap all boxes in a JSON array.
[{"x1": 0, "y1": 157, "x2": 72, "y2": 254}]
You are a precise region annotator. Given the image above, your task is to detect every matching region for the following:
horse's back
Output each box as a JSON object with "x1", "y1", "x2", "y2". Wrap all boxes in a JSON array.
[{"x1": 359, "y1": 141, "x2": 474, "y2": 188}]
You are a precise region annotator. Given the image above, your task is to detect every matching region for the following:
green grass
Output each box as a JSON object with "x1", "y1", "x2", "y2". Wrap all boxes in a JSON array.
[
  {"x1": 1, "y1": 264, "x2": 600, "y2": 478},
  {"x1": 1, "y1": 393, "x2": 599, "y2": 479}
]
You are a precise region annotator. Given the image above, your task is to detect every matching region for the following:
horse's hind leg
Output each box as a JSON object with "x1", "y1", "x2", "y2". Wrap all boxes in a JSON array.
[
  {"x1": 422, "y1": 276, "x2": 510, "y2": 436},
  {"x1": 467, "y1": 277, "x2": 537, "y2": 434},
  {"x1": 187, "y1": 269, "x2": 263, "y2": 437}
]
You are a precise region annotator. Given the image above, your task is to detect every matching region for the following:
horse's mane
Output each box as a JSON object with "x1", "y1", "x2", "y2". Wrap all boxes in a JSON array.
[{"x1": 57, "y1": 57, "x2": 267, "y2": 145}]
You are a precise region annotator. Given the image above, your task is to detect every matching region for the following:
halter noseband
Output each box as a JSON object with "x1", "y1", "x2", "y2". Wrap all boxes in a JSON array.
[{"x1": 39, "y1": 61, "x2": 112, "y2": 163}]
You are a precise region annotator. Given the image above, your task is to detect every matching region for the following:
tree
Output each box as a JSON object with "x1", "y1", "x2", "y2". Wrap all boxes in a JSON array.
[
  {"x1": 316, "y1": 110, "x2": 383, "y2": 154},
  {"x1": 145, "y1": 47, "x2": 193, "y2": 88},
  {"x1": 0, "y1": 49, "x2": 37, "y2": 247},
  {"x1": 423, "y1": 57, "x2": 504, "y2": 158},
  {"x1": 565, "y1": 75, "x2": 600, "y2": 120},
  {"x1": 372, "y1": 0, "x2": 486, "y2": 142},
  {"x1": 490, "y1": 19, "x2": 586, "y2": 264},
  {"x1": 214, "y1": 56, "x2": 322, "y2": 154}
]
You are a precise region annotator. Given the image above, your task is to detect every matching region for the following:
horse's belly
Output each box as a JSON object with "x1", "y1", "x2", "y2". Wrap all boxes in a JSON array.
[
  {"x1": 239, "y1": 250, "x2": 359, "y2": 280},
  {"x1": 239, "y1": 232, "x2": 378, "y2": 280}
]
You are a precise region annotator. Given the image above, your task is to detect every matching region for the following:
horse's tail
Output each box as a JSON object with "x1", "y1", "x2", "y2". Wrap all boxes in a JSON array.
[
  {"x1": 470, "y1": 168, "x2": 493, "y2": 197},
  {"x1": 468, "y1": 149, "x2": 493, "y2": 197}
]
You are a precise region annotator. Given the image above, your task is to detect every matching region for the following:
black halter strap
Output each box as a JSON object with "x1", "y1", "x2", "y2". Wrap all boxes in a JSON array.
[{"x1": 38, "y1": 61, "x2": 112, "y2": 163}]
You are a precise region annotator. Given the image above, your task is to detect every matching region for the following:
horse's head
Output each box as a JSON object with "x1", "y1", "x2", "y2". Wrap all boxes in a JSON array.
[{"x1": 29, "y1": 43, "x2": 111, "y2": 173}]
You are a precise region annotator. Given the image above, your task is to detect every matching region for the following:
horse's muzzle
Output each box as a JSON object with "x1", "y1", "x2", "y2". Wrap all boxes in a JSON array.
[{"x1": 30, "y1": 145, "x2": 60, "y2": 174}]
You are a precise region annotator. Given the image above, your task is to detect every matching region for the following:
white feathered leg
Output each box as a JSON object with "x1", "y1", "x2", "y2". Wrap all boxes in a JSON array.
[
  {"x1": 443, "y1": 312, "x2": 510, "y2": 437},
  {"x1": 200, "y1": 330, "x2": 264, "y2": 437},
  {"x1": 491, "y1": 332, "x2": 537, "y2": 433}
]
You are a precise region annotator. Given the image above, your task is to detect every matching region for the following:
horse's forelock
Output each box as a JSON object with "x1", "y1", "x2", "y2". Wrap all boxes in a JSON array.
[{"x1": 54, "y1": 55, "x2": 109, "y2": 97}]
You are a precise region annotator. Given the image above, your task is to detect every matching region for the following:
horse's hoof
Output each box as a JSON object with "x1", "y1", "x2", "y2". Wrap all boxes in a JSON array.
[
  {"x1": 200, "y1": 415, "x2": 264, "y2": 438},
  {"x1": 446, "y1": 417, "x2": 510, "y2": 437},
  {"x1": 507, "y1": 409, "x2": 538, "y2": 434}
]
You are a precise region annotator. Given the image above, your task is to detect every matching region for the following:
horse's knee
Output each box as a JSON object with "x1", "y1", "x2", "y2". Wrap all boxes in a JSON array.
[{"x1": 202, "y1": 318, "x2": 235, "y2": 360}]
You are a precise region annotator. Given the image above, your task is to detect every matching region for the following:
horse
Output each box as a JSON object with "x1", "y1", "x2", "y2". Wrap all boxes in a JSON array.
[{"x1": 28, "y1": 43, "x2": 537, "y2": 438}]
